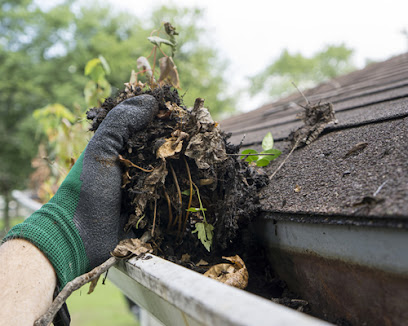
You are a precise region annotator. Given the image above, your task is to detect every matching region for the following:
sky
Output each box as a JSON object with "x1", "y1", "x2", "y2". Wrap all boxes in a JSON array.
[{"x1": 106, "y1": 0, "x2": 408, "y2": 113}]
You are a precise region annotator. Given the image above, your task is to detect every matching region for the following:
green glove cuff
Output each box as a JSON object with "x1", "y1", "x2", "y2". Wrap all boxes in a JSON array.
[{"x1": 3, "y1": 152, "x2": 89, "y2": 288}]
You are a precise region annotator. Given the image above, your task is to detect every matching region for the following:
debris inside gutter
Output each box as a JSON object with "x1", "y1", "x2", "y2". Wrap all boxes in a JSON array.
[
  {"x1": 87, "y1": 84, "x2": 277, "y2": 290},
  {"x1": 86, "y1": 84, "x2": 343, "y2": 322}
]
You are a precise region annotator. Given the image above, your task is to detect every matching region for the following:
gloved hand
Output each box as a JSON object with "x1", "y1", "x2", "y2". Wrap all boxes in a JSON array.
[{"x1": 3, "y1": 95, "x2": 158, "y2": 290}]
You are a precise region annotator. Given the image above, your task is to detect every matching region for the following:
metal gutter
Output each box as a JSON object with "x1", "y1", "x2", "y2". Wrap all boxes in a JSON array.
[
  {"x1": 108, "y1": 254, "x2": 331, "y2": 326},
  {"x1": 255, "y1": 217, "x2": 408, "y2": 325}
]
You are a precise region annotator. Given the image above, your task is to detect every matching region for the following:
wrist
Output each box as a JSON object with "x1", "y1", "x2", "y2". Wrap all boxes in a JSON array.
[{"x1": 3, "y1": 153, "x2": 90, "y2": 288}]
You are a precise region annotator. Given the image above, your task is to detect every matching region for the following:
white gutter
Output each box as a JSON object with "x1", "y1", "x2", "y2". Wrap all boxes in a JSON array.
[
  {"x1": 257, "y1": 220, "x2": 408, "y2": 275},
  {"x1": 109, "y1": 254, "x2": 332, "y2": 326}
]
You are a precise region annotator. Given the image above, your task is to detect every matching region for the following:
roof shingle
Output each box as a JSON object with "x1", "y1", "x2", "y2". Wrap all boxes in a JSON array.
[{"x1": 221, "y1": 53, "x2": 408, "y2": 222}]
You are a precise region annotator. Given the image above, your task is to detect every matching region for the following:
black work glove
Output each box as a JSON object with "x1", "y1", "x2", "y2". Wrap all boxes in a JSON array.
[{"x1": 4, "y1": 94, "x2": 158, "y2": 324}]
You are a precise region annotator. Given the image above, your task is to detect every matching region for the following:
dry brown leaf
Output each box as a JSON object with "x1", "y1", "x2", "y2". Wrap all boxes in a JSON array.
[
  {"x1": 204, "y1": 255, "x2": 249, "y2": 289},
  {"x1": 129, "y1": 69, "x2": 137, "y2": 84},
  {"x1": 87, "y1": 275, "x2": 100, "y2": 295},
  {"x1": 111, "y1": 238, "x2": 153, "y2": 259},
  {"x1": 185, "y1": 132, "x2": 228, "y2": 169},
  {"x1": 156, "y1": 137, "x2": 183, "y2": 159},
  {"x1": 196, "y1": 259, "x2": 209, "y2": 266},
  {"x1": 136, "y1": 56, "x2": 152, "y2": 78},
  {"x1": 181, "y1": 253, "x2": 191, "y2": 263},
  {"x1": 158, "y1": 56, "x2": 180, "y2": 88},
  {"x1": 165, "y1": 101, "x2": 187, "y2": 119},
  {"x1": 144, "y1": 161, "x2": 168, "y2": 186},
  {"x1": 156, "y1": 109, "x2": 172, "y2": 119}
]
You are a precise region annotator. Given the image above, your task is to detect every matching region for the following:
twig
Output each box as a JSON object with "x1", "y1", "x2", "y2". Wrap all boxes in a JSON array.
[
  {"x1": 227, "y1": 153, "x2": 281, "y2": 156},
  {"x1": 269, "y1": 139, "x2": 300, "y2": 180},
  {"x1": 292, "y1": 81, "x2": 310, "y2": 106},
  {"x1": 373, "y1": 180, "x2": 388, "y2": 197},
  {"x1": 169, "y1": 162, "x2": 182, "y2": 228},
  {"x1": 34, "y1": 257, "x2": 118, "y2": 326}
]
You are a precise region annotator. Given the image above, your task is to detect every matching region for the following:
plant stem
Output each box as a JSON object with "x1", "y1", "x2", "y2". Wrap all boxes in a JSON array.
[
  {"x1": 269, "y1": 139, "x2": 300, "y2": 180},
  {"x1": 181, "y1": 157, "x2": 193, "y2": 236},
  {"x1": 163, "y1": 187, "x2": 173, "y2": 230},
  {"x1": 118, "y1": 155, "x2": 154, "y2": 172},
  {"x1": 192, "y1": 182, "x2": 207, "y2": 223},
  {"x1": 151, "y1": 47, "x2": 157, "y2": 85},
  {"x1": 169, "y1": 162, "x2": 182, "y2": 228},
  {"x1": 151, "y1": 194, "x2": 157, "y2": 237}
]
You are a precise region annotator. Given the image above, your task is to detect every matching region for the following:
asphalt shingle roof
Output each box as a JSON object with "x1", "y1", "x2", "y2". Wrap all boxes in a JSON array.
[{"x1": 221, "y1": 53, "x2": 408, "y2": 225}]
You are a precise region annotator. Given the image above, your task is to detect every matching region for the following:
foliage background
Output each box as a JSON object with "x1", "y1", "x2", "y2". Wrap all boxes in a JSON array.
[{"x1": 0, "y1": 0, "x2": 238, "y2": 224}]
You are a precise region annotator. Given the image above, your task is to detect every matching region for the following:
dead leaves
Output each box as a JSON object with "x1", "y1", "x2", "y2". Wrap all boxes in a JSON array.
[
  {"x1": 184, "y1": 102, "x2": 228, "y2": 169},
  {"x1": 185, "y1": 132, "x2": 228, "y2": 169},
  {"x1": 156, "y1": 130, "x2": 189, "y2": 159},
  {"x1": 158, "y1": 56, "x2": 180, "y2": 88},
  {"x1": 204, "y1": 255, "x2": 249, "y2": 289},
  {"x1": 136, "y1": 56, "x2": 152, "y2": 79},
  {"x1": 290, "y1": 102, "x2": 336, "y2": 148},
  {"x1": 111, "y1": 238, "x2": 153, "y2": 260},
  {"x1": 157, "y1": 138, "x2": 183, "y2": 159}
]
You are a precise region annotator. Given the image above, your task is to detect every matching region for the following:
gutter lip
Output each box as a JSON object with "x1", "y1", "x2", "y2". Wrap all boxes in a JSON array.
[
  {"x1": 109, "y1": 254, "x2": 332, "y2": 326},
  {"x1": 261, "y1": 211, "x2": 408, "y2": 230}
]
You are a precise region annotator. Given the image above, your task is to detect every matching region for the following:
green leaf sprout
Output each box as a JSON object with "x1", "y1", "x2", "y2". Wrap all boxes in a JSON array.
[{"x1": 240, "y1": 132, "x2": 281, "y2": 167}]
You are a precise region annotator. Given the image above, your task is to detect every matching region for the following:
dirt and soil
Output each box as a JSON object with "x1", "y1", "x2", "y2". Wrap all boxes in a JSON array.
[
  {"x1": 87, "y1": 84, "x2": 266, "y2": 254},
  {"x1": 86, "y1": 84, "x2": 311, "y2": 315}
]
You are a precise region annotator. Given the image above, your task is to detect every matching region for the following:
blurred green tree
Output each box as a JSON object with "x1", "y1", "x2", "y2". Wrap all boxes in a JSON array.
[
  {"x1": 249, "y1": 44, "x2": 355, "y2": 99},
  {"x1": 0, "y1": 0, "x2": 234, "y2": 228}
]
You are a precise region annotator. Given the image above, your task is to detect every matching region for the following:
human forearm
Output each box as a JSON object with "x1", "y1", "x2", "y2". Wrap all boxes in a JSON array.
[{"x1": 0, "y1": 239, "x2": 56, "y2": 326}]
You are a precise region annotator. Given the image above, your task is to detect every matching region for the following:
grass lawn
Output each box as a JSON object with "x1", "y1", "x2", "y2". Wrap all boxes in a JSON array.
[
  {"x1": 0, "y1": 216, "x2": 25, "y2": 238},
  {"x1": 67, "y1": 280, "x2": 139, "y2": 326},
  {"x1": 1, "y1": 217, "x2": 138, "y2": 326}
]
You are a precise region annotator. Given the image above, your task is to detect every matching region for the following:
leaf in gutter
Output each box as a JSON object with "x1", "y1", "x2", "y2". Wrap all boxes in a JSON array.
[
  {"x1": 111, "y1": 238, "x2": 153, "y2": 259},
  {"x1": 204, "y1": 255, "x2": 249, "y2": 289},
  {"x1": 182, "y1": 189, "x2": 196, "y2": 196},
  {"x1": 186, "y1": 207, "x2": 207, "y2": 212},
  {"x1": 156, "y1": 137, "x2": 183, "y2": 159},
  {"x1": 196, "y1": 259, "x2": 209, "y2": 266},
  {"x1": 181, "y1": 253, "x2": 191, "y2": 262},
  {"x1": 192, "y1": 222, "x2": 214, "y2": 251}
]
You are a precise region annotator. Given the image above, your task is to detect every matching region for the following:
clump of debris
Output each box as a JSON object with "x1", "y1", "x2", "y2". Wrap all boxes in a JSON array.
[{"x1": 87, "y1": 84, "x2": 268, "y2": 264}]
